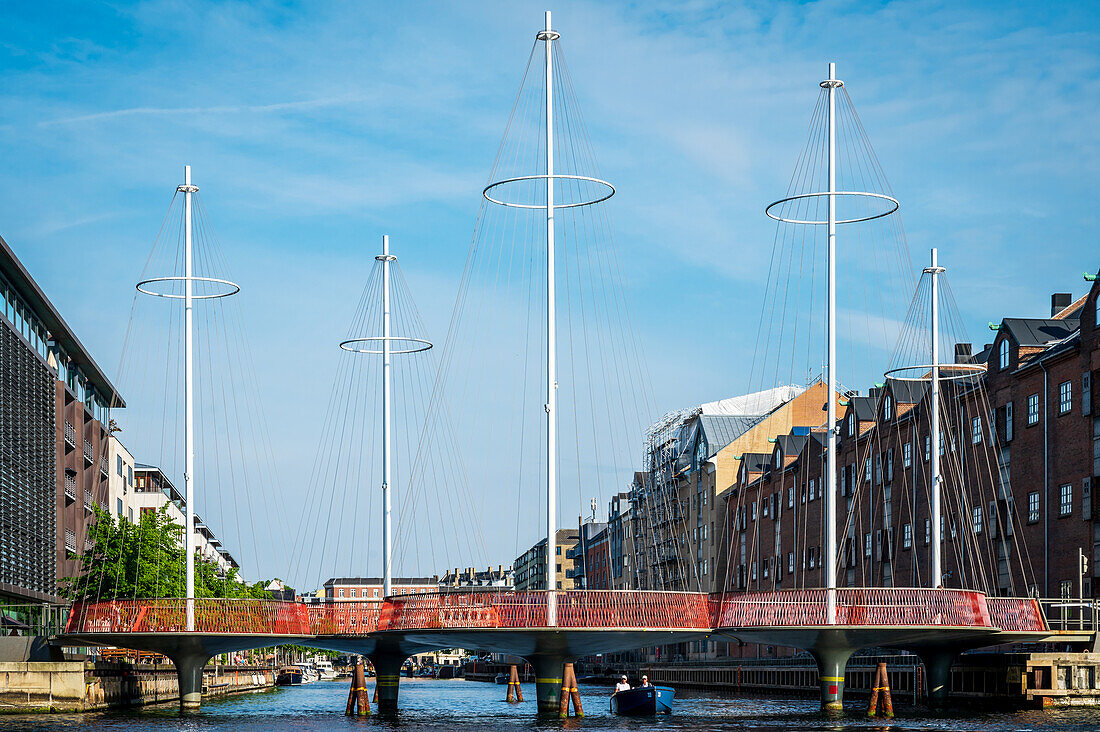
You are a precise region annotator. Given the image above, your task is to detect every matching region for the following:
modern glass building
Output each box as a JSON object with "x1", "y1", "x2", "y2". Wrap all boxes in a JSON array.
[{"x1": 0, "y1": 234, "x2": 124, "y2": 602}]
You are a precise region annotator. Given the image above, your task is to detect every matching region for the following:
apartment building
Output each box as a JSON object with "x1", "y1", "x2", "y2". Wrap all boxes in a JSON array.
[{"x1": 513, "y1": 529, "x2": 579, "y2": 591}]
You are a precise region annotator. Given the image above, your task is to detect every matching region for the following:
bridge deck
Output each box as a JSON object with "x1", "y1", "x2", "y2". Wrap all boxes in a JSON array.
[{"x1": 63, "y1": 588, "x2": 1045, "y2": 638}]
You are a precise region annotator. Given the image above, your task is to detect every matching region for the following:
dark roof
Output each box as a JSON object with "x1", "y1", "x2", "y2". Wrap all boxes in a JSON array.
[
  {"x1": 775, "y1": 433, "x2": 809, "y2": 456},
  {"x1": 1002, "y1": 318, "x2": 1079, "y2": 347},
  {"x1": 324, "y1": 577, "x2": 438, "y2": 586},
  {"x1": 0, "y1": 233, "x2": 124, "y2": 408},
  {"x1": 886, "y1": 379, "x2": 928, "y2": 404},
  {"x1": 849, "y1": 395, "x2": 879, "y2": 422},
  {"x1": 740, "y1": 453, "x2": 770, "y2": 473}
]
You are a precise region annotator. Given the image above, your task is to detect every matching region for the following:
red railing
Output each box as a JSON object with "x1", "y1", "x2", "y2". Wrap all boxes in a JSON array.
[
  {"x1": 381, "y1": 590, "x2": 713, "y2": 630},
  {"x1": 307, "y1": 602, "x2": 382, "y2": 634},
  {"x1": 713, "y1": 588, "x2": 993, "y2": 628},
  {"x1": 986, "y1": 596, "x2": 1047, "y2": 631},
  {"x1": 65, "y1": 589, "x2": 1036, "y2": 636},
  {"x1": 66, "y1": 599, "x2": 312, "y2": 635}
]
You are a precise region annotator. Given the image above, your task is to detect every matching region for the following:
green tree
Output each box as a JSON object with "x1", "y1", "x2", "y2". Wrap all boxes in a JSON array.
[{"x1": 63, "y1": 505, "x2": 267, "y2": 600}]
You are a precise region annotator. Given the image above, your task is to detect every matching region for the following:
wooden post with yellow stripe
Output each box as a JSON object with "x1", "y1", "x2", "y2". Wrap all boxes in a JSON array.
[
  {"x1": 558, "y1": 662, "x2": 583, "y2": 717},
  {"x1": 345, "y1": 660, "x2": 371, "y2": 716},
  {"x1": 506, "y1": 664, "x2": 524, "y2": 702},
  {"x1": 867, "y1": 662, "x2": 893, "y2": 718}
]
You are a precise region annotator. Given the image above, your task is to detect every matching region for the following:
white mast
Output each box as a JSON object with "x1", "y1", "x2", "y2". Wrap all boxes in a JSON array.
[
  {"x1": 927, "y1": 247, "x2": 944, "y2": 585},
  {"x1": 180, "y1": 165, "x2": 197, "y2": 631},
  {"x1": 381, "y1": 234, "x2": 393, "y2": 597},
  {"x1": 823, "y1": 63, "x2": 841, "y2": 625},
  {"x1": 541, "y1": 9, "x2": 558, "y2": 626}
]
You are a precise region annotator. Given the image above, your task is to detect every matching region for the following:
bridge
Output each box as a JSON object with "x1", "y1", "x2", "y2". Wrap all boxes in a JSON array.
[
  {"x1": 58, "y1": 588, "x2": 1070, "y2": 713},
  {"x1": 52, "y1": 12, "x2": 1078, "y2": 720}
]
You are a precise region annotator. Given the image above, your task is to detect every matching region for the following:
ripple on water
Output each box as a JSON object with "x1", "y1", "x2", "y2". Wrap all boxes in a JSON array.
[{"x1": 1, "y1": 678, "x2": 1098, "y2": 731}]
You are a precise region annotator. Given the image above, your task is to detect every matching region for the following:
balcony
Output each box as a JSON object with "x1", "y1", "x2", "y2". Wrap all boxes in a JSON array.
[
  {"x1": 64, "y1": 529, "x2": 76, "y2": 553},
  {"x1": 84, "y1": 489, "x2": 94, "y2": 513},
  {"x1": 99, "y1": 456, "x2": 109, "y2": 478},
  {"x1": 63, "y1": 421, "x2": 76, "y2": 448},
  {"x1": 64, "y1": 472, "x2": 77, "y2": 501},
  {"x1": 83, "y1": 440, "x2": 94, "y2": 465}
]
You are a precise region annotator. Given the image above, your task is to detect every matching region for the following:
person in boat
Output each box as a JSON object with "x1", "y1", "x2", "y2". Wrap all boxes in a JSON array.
[
  {"x1": 614, "y1": 675, "x2": 631, "y2": 693},
  {"x1": 640, "y1": 675, "x2": 650, "y2": 687}
]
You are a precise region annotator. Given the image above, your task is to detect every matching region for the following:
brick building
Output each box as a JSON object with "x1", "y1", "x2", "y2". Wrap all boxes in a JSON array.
[
  {"x1": 323, "y1": 576, "x2": 439, "y2": 604},
  {"x1": 720, "y1": 273, "x2": 1100, "y2": 615}
]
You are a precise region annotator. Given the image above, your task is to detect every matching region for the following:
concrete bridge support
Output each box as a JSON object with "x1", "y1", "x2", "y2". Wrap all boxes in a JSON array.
[
  {"x1": 369, "y1": 653, "x2": 405, "y2": 713},
  {"x1": 169, "y1": 651, "x2": 211, "y2": 713},
  {"x1": 918, "y1": 648, "x2": 956, "y2": 706},
  {"x1": 810, "y1": 646, "x2": 853, "y2": 713},
  {"x1": 528, "y1": 654, "x2": 569, "y2": 715}
]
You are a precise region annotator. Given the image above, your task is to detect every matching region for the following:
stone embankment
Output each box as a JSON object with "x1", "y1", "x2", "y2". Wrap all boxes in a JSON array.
[{"x1": 0, "y1": 661, "x2": 275, "y2": 713}]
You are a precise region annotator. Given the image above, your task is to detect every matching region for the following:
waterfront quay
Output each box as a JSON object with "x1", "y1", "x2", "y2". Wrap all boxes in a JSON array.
[{"x1": 5, "y1": 677, "x2": 1100, "y2": 731}]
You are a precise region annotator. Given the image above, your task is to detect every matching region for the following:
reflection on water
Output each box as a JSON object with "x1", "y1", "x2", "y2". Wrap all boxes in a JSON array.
[{"x1": 1, "y1": 677, "x2": 1098, "y2": 731}]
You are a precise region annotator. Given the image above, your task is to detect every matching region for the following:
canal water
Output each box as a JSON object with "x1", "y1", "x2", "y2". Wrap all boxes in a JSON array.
[{"x1": 3, "y1": 678, "x2": 1099, "y2": 731}]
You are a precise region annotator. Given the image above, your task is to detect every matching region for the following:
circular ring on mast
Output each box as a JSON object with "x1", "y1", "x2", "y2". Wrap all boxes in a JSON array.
[
  {"x1": 136, "y1": 276, "x2": 240, "y2": 299},
  {"x1": 883, "y1": 363, "x2": 987, "y2": 382},
  {"x1": 483, "y1": 174, "x2": 615, "y2": 209},
  {"x1": 339, "y1": 336, "x2": 434, "y2": 355},
  {"x1": 765, "y1": 190, "x2": 899, "y2": 225},
  {"x1": 536, "y1": 29, "x2": 560, "y2": 41}
]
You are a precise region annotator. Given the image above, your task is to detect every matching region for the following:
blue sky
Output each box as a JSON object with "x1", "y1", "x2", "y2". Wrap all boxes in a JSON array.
[{"x1": 2, "y1": 1, "x2": 1098, "y2": 583}]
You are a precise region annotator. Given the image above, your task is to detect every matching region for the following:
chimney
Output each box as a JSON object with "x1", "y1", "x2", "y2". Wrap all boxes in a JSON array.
[
  {"x1": 1051, "y1": 292, "x2": 1072, "y2": 317},
  {"x1": 954, "y1": 343, "x2": 972, "y2": 364}
]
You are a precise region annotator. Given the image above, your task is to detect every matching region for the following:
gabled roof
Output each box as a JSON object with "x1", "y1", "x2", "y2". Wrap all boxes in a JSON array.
[
  {"x1": 1002, "y1": 318, "x2": 1079, "y2": 347},
  {"x1": 775, "y1": 433, "x2": 809, "y2": 457},
  {"x1": 740, "y1": 453, "x2": 770, "y2": 474},
  {"x1": 699, "y1": 415, "x2": 765, "y2": 458},
  {"x1": 886, "y1": 379, "x2": 928, "y2": 404},
  {"x1": 849, "y1": 395, "x2": 879, "y2": 422}
]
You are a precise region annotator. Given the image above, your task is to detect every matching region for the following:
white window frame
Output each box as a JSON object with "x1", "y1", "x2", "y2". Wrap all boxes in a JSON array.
[
  {"x1": 998, "y1": 338, "x2": 1009, "y2": 370},
  {"x1": 903, "y1": 442, "x2": 912, "y2": 468},
  {"x1": 1028, "y1": 393, "x2": 1039, "y2": 425},
  {"x1": 1059, "y1": 381, "x2": 1072, "y2": 414},
  {"x1": 972, "y1": 416, "x2": 982, "y2": 444},
  {"x1": 1060, "y1": 483, "x2": 1072, "y2": 516}
]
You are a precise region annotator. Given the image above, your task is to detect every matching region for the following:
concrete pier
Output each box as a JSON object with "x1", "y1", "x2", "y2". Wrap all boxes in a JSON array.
[{"x1": 0, "y1": 660, "x2": 276, "y2": 713}]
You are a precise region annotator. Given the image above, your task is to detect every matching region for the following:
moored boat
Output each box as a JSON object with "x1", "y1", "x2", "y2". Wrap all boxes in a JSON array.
[
  {"x1": 610, "y1": 685, "x2": 675, "y2": 715},
  {"x1": 275, "y1": 666, "x2": 304, "y2": 686},
  {"x1": 315, "y1": 659, "x2": 337, "y2": 681}
]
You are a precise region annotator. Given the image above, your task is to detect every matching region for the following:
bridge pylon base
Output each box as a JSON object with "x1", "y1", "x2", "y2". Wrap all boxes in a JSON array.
[
  {"x1": 171, "y1": 651, "x2": 210, "y2": 713},
  {"x1": 810, "y1": 646, "x2": 853, "y2": 713},
  {"x1": 917, "y1": 648, "x2": 956, "y2": 707},
  {"x1": 529, "y1": 654, "x2": 569, "y2": 715},
  {"x1": 369, "y1": 652, "x2": 405, "y2": 713}
]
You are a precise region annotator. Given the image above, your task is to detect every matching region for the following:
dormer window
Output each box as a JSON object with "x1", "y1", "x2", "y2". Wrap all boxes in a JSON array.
[
  {"x1": 998, "y1": 339, "x2": 1009, "y2": 370},
  {"x1": 774, "y1": 450, "x2": 781, "y2": 469},
  {"x1": 847, "y1": 412, "x2": 855, "y2": 436},
  {"x1": 883, "y1": 396, "x2": 893, "y2": 421}
]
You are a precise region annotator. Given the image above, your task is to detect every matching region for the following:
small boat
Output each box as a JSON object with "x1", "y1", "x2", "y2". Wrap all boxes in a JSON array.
[
  {"x1": 315, "y1": 659, "x2": 338, "y2": 681},
  {"x1": 611, "y1": 685, "x2": 675, "y2": 715},
  {"x1": 494, "y1": 672, "x2": 508, "y2": 684},
  {"x1": 275, "y1": 666, "x2": 304, "y2": 686},
  {"x1": 293, "y1": 661, "x2": 320, "y2": 684}
]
